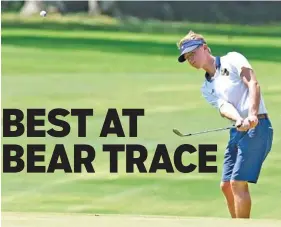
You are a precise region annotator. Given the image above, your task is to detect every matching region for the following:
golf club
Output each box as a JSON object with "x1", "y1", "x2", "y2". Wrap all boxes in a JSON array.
[{"x1": 173, "y1": 125, "x2": 236, "y2": 137}]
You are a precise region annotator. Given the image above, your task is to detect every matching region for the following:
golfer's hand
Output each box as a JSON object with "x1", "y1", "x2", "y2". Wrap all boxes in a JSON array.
[
  {"x1": 235, "y1": 118, "x2": 250, "y2": 131},
  {"x1": 245, "y1": 115, "x2": 259, "y2": 129}
]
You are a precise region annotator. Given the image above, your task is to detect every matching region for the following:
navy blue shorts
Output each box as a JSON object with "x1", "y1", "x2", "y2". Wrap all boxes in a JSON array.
[{"x1": 222, "y1": 118, "x2": 273, "y2": 184}]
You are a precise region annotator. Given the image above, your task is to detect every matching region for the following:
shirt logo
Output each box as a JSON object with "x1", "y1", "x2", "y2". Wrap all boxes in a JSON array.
[{"x1": 221, "y1": 68, "x2": 230, "y2": 76}]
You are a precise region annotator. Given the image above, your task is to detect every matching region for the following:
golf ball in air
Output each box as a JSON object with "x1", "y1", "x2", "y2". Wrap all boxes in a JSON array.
[{"x1": 40, "y1": 10, "x2": 47, "y2": 17}]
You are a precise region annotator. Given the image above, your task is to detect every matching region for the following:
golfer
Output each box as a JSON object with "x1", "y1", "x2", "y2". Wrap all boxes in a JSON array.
[{"x1": 177, "y1": 31, "x2": 273, "y2": 219}]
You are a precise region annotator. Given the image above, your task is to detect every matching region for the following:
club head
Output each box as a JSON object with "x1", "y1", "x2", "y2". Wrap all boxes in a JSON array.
[{"x1": 173, "y1": 128, "x2": 184, "y2": 137}]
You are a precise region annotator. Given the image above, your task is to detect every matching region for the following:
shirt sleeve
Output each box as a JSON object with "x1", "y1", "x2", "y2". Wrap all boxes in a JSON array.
[
  {"x1": 201, "y1": 85, "x2": 226, "y2": 110},
  {"x1": 227, "y1": 52, "x2": 253, "y2": 76}
]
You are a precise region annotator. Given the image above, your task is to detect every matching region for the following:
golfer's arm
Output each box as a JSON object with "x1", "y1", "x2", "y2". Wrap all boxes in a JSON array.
[
  {"x1": 202, "y1": 89, "x2": 242, "y2": 122},
  {"x1": 240, "y1": 68, "x2": 260, "y2": 116},
  {"x1": 219, "y1": 102, "x2": 243, "y2": 122}
]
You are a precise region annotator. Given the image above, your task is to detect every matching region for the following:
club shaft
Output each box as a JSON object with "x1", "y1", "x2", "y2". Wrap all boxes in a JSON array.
[{"x1": 183, "y1": 126, "x2": 234, "y2": 136}]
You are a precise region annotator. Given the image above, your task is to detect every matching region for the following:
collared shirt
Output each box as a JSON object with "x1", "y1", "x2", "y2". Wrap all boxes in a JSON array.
[{"x1": 201, "y1": 52, "x2": 267, "y2": 118}]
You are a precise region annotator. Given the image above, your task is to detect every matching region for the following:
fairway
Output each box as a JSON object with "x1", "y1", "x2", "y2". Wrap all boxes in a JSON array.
[{"x1": 1, "y1": 15, "x2": 281, "y2": 220}]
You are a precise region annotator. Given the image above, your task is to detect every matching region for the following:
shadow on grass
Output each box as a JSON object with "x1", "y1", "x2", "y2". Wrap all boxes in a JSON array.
[
  {"x1": 2, "y1": 20, "x2": 281, "y2": 38},
  {"x1": 2, "y1": 35, "x2": 281, "y2": 63}
]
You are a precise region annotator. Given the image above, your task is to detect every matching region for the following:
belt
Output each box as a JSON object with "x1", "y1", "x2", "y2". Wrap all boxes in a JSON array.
[{"x1": 257, "y1": 114, "x2": 269, "y2": 119}]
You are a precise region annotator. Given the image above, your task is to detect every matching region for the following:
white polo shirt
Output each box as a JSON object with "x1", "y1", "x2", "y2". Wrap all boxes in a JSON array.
[{"x1": 201, "y1": 52, "x2": 267, "y2": 119}]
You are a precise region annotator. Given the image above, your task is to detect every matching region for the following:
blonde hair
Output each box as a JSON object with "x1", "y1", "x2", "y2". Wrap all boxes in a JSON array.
[{"x1": 177, "y1": 30, "x2": 211, "y2": 53}]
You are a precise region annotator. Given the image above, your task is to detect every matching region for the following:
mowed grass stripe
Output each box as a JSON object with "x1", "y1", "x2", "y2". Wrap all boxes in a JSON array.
[
  {"x1": 2, "y1": 36, "x2": 280, "y2": 63},
  {"x1": 3, "y1": 29, "x2": 281, "y2": 47}
]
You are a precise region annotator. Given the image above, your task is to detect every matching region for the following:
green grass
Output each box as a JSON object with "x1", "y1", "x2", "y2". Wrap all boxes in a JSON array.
[
  {"x1": 3, "y1": 213, "x2": 281, "y2": 227},
  {"x1": 1, "y1": 15, "x2": 281, "y2": 219},
  {"x1": 2, "y1": 13, "x2": 281, "y2": 37}
]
